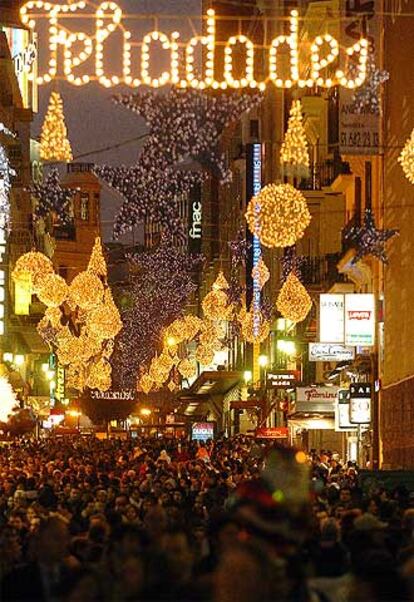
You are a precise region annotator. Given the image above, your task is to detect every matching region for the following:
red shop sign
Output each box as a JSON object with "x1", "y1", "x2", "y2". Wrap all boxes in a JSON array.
[{"x1": 255, "y1": 427, "x2": 289, "y2": 439}]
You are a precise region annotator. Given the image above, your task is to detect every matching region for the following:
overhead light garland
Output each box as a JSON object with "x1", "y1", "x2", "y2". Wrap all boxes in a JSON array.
[
  {"x1": 0, "y1": 139, "x2": 16, "y2": 229},
  {"x1": 343, "y1": 207, "x2": 399, "y2": 264},
  {"x1": 29, "y1": 168, "x2": 75, "y2": 225},
  {"x1": 399, "y1": 128, "x2": 414, "y2": 185},
  {"x1": 280, "y1": 100, "x2": 310, "y2": 177},
  {"x1": 350, "y1": 54, "x2": 389, "y2": 115},
  {"x1": 96, "y1": 89, "x2": 262, "y2": 239},
  {"x1": 40, "y1": 92, "x2": 73, "y2": 163},
  {"x1": 276, "y1": 272, "x2": 312, "y2": 323},
  {"x1": 240, "y1": 306, "x2": 270, "y2": 343},
  {"x1": 280, "y1": 245, "x2": 305, "y2": 283},
  {"x1": 252, "y1": 257, "x2": 270, "y2": 290},
  {"x1": 246, "y1": 183, "x2": 311, "y2": 248}
]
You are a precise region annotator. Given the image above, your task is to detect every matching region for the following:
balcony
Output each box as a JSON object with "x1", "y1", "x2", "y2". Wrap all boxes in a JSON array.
[
  {"x1": 301, "y1": 253, "x2": 347, "y2": 288},
  {"x1": 297, "y1": 158, "x2": 351, "y2": 191}
]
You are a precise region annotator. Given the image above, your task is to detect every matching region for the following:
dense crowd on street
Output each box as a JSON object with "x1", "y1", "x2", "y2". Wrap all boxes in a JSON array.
[{"x1": 0, "y1": 435, "x2": 414, "y2": 601}]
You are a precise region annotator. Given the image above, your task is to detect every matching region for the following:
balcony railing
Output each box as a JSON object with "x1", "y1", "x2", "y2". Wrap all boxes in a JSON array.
[
  {"x1": 301, "y1": 253, "x2": 347, "y2": 287},
  {"x1": 297, "y1": 158, "x2": 351, "y2": 191}
]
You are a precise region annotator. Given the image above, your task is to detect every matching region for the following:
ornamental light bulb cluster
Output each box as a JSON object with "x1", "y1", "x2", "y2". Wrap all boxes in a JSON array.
[
  {"x1": 276, "y1": 272, "x2": 312, "y2": 324},
  {"x1": 246, "y1": 183, "x2": 311, "y2": 248},
  {"x1": 20, "y1": 2, "x2": 369, "y2": 90},
  {"x1": 280, "y1": 100, "x2": 310, "y2": 176},
  {"x1": 12, "y1": 238, "x2": 122, "y2": 392},
  {"x1": 399, "y1": 128, "x2": 414, "y2": 185},
  {"x1": 40, "y1": 91, "x2": 73, "y2": 162}
]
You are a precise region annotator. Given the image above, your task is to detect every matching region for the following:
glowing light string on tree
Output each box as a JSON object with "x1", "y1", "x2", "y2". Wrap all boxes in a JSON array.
[
  {"x1": 40, "y1": 91, "x2": 73, "y2": 163},
  {"x1": 20, "y1": 2, "x2": 369, "y2": 90},
  {"x1": 280, "y1": 99, "x2": 310, "y2": 177},
  {"x1": 350, "y1": 54, "x2": 389, "y2": 115}
]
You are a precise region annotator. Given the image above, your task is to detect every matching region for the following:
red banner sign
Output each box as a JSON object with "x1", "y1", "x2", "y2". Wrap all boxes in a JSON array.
[{"x1": 255, "y1": 427, "x2": 289, "y2": 439}]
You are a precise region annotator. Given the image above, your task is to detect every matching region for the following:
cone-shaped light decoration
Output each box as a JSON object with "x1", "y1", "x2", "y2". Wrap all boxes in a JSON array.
[
  {"x1": 276, "y1": 272, "x2": 312, "y2": 323},
  {"x1": 280, "y1": 100, "x2": 310, "y2": 177},
  {"x1": 40, "y1": 92, "x2": 73, "y2": 163}
]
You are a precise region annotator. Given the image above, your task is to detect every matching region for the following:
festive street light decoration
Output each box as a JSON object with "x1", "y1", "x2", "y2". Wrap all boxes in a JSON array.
[
  {"x1": 240, "y1": 306, "x2": 270, "y2": 343},
  {"x1": 213, "y1": 271, "x2": 229, "y2": 290},
  {"x1": 251, "y1": 257, "x2": 270, "y2": 290},
  {"x1": 246, "y1": 183, "x2": 311, "y2": 248},
  {"x1": 351, "y1": 54, "x2": 389, "y2": 115},
  {"x1": 344, "y1": 207, "x2": 399, "y2": 264},
  {"x1": 178, "y1": 358, "x2": 197, "y2": 379},
  {"x1": 13, "y1": 238, "x2": 122, "y2": 392},
  {"x1": 96, "y1": 89, "x2": 262, "y2": 238},
  {"x1": 280, "y1": 100, "x2": 310, "y2": 176},
  {"x1": 29, "y1": 169, "x2": 75, "y2": 225},
  {"x1": 276, "y1": 272, "x2": 312, "y2": 323},
  {"x1": 40, "y1": 92, "x2": 73, "y2": 163},
  {"x1": 280, "y1": 246, "x2": 305, "y2": 283},
  {"x1": 399, "y1": 128, "x2": 414, "y2": 185},
  {"x1": 0, "y1": 140, "x2": 15, "y2": 229},
  {"x1": 202, "y1": 289, "x2": 231, "y2": 321}
]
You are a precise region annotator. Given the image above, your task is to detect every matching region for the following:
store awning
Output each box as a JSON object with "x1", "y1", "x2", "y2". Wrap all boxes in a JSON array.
[
  {"x1": 181, "y1": 370, "x2": 242, "y2": 397},
  {"x1": 288, "y1": 415, "x2": 335, "y2": 430},
  {"x1": 20, "y1": 329, "x2": 50, "y2": 354}
]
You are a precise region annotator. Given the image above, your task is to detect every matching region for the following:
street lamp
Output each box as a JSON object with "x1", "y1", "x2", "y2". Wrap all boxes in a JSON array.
[
  {"x1": 258, "y1": 354, "x2": 268, "y2": 367},
  {"x1": 243, "y1": 370, "x2": 252, "y2": 383},
  {"x1": 14, "y1": 354, "x2": 25, "y2": 367}
]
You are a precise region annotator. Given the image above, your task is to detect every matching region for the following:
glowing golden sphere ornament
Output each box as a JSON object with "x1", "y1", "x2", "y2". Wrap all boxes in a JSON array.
[
  {"x1": 139, "y1": 373, "x2": 154, "y2": 394},
  {"x1": 196, "y1": 345, "x2": 215, "y2": 366},
  {"x1": 36, "y1": 273, "x2": 69, "y2": 307},
  {"x1": 399, "y1": 128, "x2": 414, "y2": 185},
  {"x1": 245, "y1": 183, "x2": 311, "y2": 248},
  {"x1": 178, "y1": 358, "x2": 197, "y2": 379},
  {"x1": 240, "y1": 310, "x2": 270, "y2": 343},
  {"x1": 12, "y1": 252, "x2": 54, "y2": 292},
  {"x1": 69, "y1": 272, "x2": 105, "y2": 310},
  {"x1": 276, "y1": 272, "x2": 312, "y2": 323},
  {"x1": 202, "y1": 289, "x2": 230, "y2": 320}
]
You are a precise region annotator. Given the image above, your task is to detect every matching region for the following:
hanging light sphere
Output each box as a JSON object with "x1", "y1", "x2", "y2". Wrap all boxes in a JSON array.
[
  {"x1": 87, "y1": 302, "x2": 123, "y2": 340},
  {"x1": 69, "y1": 272, "x2": 105, "y2": 310},
  {"x1": 12, "y1": 252, "x2": 54, "y2": 291},
  {"x1": 202, "y1": 289, "x2": 230, "y2": 320},
  {"x1": 178, "y1": 358, "x2": 197, "y2": 379},
  {"x1": 139, "y1": 373, "x2": 154, "y2": 394},
  {"x1": 240, "y1": 311, "x2": 270, "y2": 343},
  {"x1": 245, "y1": 183, "x2": 311, "y2": 248},
  {"x1": 399, "y1": 128, "x2": 414, "y2": 185},
  {"x1": 276, "y1": 272, "x2": 312, "y2": 323},
  {"x1": 86, "y1": 358, "x2": 112, "y2": 392},
  {"x1": 196, "y1": 344, "x2": 215, "y2": 366},
  {"x1": 36, "y1": 273, "x2": 69, "y2": 307}
]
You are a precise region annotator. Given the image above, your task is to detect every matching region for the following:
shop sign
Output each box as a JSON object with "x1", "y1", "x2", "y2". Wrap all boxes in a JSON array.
[
  {"x1": 335, "y1": 389, "x2": 357, "y2": 431},
  {"x1": 191, "y1": 422, "x2": 215, "y2": 441},
  {"x1": 320, "y1": 294, "x2": 345, "y2": 343},
  {"x1": 309, "y1": 342, "x2": 355, "y2": 362},
  {"x1": 267, "y1": 370, "x2": 300, "y2": 389},
  {"x1": 90, "y1": 389, "x2": 136, "y2": 401},
  {"x1": 255, "y1": 427, "x2": 289, "y2": 439},
  {"x1": 345, "y1": 294, "x2": 375, "y2": 346},
  {"x1": 349, "y1": 383, "x2": 371, "y2": 424},
  {"x1": 295, "y1": 386, "x2": 339, "y2": 413}
]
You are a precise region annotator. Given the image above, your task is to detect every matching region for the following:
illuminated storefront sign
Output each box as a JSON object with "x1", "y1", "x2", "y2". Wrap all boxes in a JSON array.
[
  {"x1": 349, "y1": 383, "x2": 371, "y2": 424},
  {"x1": 267, "y1": 370, "x2": 300, "y2": 389},
  {"x1": 345, "y1": 294, "x2": 375, "y2": 347},
  {"x1": 3, "y1": 27, "x2": 38, "y2": 110},
  {"x1": 19, "y1": 2, "x2": 368, "y2": 90},
  {"x1": 189, "y1": 201, "x2": 202, "y2": 240},
  {"x1": 295, "y1": 386, "x2": 339, "y2": 413},
  {"x1": 335, "y1": 389, "x2": 357, "y2": 431},
  {"x1": 320, "y1": 294, "x2": 345, "y2": 343},
  {"x1": 309, "y1": 342, "x2": 355, "y2": 362},
  {"x1": 319, "y1": 293, "x2": 375, "y2": 347},
  {"x1": 191, "y1": 421, "x2": 215, "y2": 441},
  {"x1": 255, "y1": 427, "x2": 289, "y2": 439}
]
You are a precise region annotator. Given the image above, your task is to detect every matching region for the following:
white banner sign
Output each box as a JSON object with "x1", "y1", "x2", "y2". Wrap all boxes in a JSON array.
[
  {"x1": 335, "y1": 390, "x2": 357, "y2": 431},
  {"x1": 295, "y1": 386, "x2": 339, "y2": 413},
  {"x1": 320, "y1": 294, "x2": 345, "y2": 343},
  {"x1": 339, "y1": 0, "x2": 382, "y2": 155},
  {"x1": 309, "y1": 343, "x2": 355, "y2": 362},
  {"x1": 349, "y1": 383, "x2": 372, "y2": 424},
  {"x1": 345, "y1": 294, "x2": 375, "y2": 346}
]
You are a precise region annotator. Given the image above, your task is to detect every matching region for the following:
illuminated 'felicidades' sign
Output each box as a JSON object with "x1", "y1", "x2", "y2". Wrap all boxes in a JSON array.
[{"x1": 20, "y1": 1, "x2": 369, "y2": 89}]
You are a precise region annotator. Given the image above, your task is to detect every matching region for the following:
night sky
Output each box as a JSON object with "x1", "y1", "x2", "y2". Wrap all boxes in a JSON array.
[{"x1": 31, "y1": 0, "x2": 202, "y2": 243}]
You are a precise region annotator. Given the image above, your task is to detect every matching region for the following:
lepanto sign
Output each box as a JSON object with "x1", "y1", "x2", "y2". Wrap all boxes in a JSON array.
[{"x1": 20, "y1": 1, "x2": 369, "y2": 90}]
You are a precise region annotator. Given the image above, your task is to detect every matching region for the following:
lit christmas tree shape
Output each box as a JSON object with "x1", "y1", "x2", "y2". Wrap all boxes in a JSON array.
[
  {"x1": 280, "y1": 100, "x2": 310, "y2": 177},
  {"x1": 344, "y1": 207, "x2": 399, "y2": 264},
  {"x1": 399, "y1": 128, "x2": 414, "y2": 185},
  {"x1": 40, "y1": 92, "x2": 73, "y2": 163},
  {"x1": 29, "y1": 168, "x2": 75, "y2": 225}
]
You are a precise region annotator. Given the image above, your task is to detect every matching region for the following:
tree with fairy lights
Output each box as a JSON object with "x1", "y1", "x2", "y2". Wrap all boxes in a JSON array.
[{"x1": 40, "y1": 92, "x2": 73, "y2": 163}]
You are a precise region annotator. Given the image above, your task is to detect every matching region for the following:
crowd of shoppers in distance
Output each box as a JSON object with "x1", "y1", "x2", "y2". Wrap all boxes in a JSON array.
[{"x1": 0, "y1": 436, "x2": 413, "y2": 601}]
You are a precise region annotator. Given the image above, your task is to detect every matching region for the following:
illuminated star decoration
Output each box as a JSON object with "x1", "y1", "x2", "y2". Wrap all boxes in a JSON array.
[
  {"x1": 0, "y1": 133, "x2": 16, "y2": 228},
  {"x1": 29, "y1": 168, "x2": 75, "y2": 225},
  {"x1": 113, "y1": 236, "x2": 203, "y2": 388},
  {"x1": 351, "y1": 54, "x2": 389, "y2": 115},
  {"x1": 96, "y1": 89, "x2": 262, "y2": 239},
  {"x1": 280, "y1": 246, "x2": 305, "y2": 283},
  {"x1": 344, "y1": 207, "x2": 399, "y2": 264}
]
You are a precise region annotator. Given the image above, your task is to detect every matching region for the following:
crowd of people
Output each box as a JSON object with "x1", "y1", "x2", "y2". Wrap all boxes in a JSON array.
[{"x1": 0, "y1": 435, "x2": 413, "y2": 601}]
